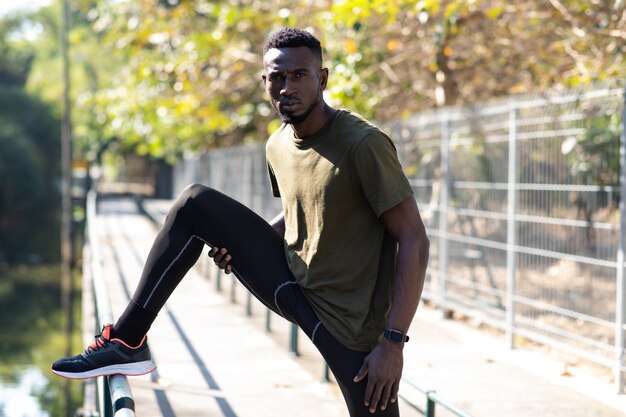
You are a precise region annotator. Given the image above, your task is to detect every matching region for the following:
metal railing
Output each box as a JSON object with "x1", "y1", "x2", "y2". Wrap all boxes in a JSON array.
[
  {"x1": 86, "y1": 190, "x2": 136, "y2": 417},
  {"x1": 400, "y1": 378, "x2": 476, "y2": 417},
  {"x1": 171, "y1": 85, "x2": 626, "y2": 393}
]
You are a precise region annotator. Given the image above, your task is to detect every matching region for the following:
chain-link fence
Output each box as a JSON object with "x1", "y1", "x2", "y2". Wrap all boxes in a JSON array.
[{"x1": 172, "y1": 86, "x2": 626, "y2": 393}]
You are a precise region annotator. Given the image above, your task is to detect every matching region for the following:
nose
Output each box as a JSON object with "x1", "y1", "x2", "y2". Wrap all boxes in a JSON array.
[{"x1": 280, "y1": 78, "x2": 296, "y2": 97}]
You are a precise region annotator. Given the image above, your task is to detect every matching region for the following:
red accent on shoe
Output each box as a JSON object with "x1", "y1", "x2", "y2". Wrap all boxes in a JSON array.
[
  {"x1": 110, "y1": 335, "x2": 147, "y2": 350},
  {"x1": 87, "y1": 323, "x2": 147, "y2": 350}
]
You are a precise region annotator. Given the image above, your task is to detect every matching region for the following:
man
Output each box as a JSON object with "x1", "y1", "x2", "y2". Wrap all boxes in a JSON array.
[{"x1": 52, "y1": 28, "x2": 429, "y2": 416}]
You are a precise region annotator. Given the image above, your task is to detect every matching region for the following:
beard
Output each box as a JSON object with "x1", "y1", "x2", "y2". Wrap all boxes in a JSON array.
[{"x1": 278, "y1": 102, "x2": 316, "y2": 124}]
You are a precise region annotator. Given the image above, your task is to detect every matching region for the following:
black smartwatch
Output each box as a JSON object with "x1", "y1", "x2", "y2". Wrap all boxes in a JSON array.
[{"x1": 383, "y1": 328, "x2": 409, "y2": 344}]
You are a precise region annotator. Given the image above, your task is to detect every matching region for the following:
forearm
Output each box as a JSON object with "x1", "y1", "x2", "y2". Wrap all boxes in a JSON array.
[
  {"x1": 269, "y1": 211, "x2": 285, "y2": 238},
  {"x1": 387, "y1": 235, "x2": 429, "y2": 333}
]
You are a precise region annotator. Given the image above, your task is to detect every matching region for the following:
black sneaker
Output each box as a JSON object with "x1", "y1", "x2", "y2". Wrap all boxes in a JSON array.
[{"x1": 51, "y1": 324, "x2": 157, "y2": 379}]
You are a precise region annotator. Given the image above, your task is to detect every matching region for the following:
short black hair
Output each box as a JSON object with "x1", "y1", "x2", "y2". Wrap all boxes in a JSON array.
[{"x1": 263, "y1": 27, "x2": 322, "y2": 62}]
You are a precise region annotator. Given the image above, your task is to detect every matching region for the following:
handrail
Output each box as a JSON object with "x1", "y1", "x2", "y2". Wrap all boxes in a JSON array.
[
  {"x1": 400, "y1": 377, "x2": 476, "y2": 417},
  {"x1": 87, "y1": 190, "x2": 136, "y2": 417}
]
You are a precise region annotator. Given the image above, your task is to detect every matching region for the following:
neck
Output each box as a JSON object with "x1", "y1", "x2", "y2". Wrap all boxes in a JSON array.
[{"x1": 292, "y1": 102, "x2": 336, "y2": 138}]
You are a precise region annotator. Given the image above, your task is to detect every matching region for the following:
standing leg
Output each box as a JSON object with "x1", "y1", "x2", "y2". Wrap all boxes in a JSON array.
[
  {"x1": 314, "y1": 326, "x2": 400, "y2": 417},
  {"x1": 274, "y1": 282, "x2": 400, "y2": 417}
]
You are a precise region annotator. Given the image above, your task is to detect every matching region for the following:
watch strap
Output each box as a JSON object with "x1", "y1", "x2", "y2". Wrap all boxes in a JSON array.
[{"x1": 383, "y1": 328, "x2": 409, "y2": 343}]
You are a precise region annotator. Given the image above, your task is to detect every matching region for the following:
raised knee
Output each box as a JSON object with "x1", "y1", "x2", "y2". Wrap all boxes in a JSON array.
[
  {"x1": 180, "y1": 183, "x2": 211, "y2": 200},
  {"x1": 171, "y1": 183, "x2": 214, "y2": 215}
]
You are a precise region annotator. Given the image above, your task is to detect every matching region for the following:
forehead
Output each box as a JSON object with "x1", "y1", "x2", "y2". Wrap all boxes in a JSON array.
[{"x1": 263, "y1": 46, "x2": 320, "y2": 72}]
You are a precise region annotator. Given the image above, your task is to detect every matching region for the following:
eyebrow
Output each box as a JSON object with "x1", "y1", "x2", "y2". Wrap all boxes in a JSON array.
[{"x1": 267, "y1": 67, "x2": 311, "y2": 75}]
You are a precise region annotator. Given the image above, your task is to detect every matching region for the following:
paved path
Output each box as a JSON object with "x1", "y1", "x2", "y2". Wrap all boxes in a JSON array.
[{"x1": 90, "y1": 196, "x2": 626, "y2": 417}]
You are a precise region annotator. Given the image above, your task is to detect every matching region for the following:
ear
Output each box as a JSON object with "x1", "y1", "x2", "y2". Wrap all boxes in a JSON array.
[{"x1": 320, "y1": 67, "x2": 329, "y2": 90}]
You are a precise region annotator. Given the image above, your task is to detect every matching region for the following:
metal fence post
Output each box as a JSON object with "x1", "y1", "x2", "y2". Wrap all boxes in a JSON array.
[
  {"x1": 425, "y1": 391, "x2": 436, "y2": 417},
  {"x1": 506, "y1": 103, "x2": 518, "y2": 349},
  {"x1": 322, "y1": 362, "x2": 330, "y2": 382},
  {"x1": 616, "y1": 88, "x2": 626, "y2": 394},
  {"x1": 216, "y1": 270, "x2": 222, "y2": 292},
  {"x1": 265, "y1": 309, "x2": 272, "y2": 332},
  {"x1": 290, "y1": 323, "x2": 300, "y2": 356},
  {"x1": 246, "y1": 292, "x2": 252, "y2": 316},
  {"x1": 438, "y1": 115, "x2": 450, "y2": 315}
]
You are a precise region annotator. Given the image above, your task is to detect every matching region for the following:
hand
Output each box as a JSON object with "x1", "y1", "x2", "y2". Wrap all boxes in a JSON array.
[
  {"x1": 208, "y1": 247, "x2": 233, "y2": 274},
  {"x1": 353, "y1": 340, "x2": 404, "y2": 414}
]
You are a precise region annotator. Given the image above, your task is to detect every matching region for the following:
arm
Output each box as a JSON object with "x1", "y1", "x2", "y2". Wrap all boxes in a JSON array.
[
  {"x1": 209, "y1": 211, "x2": 285, "y2": 273},
  {"x1": 383, "y1": 196, "x2": 429, "y2": 342},
  {"x1": 353, "y1": 196, "x2": 430, "y2": 413}
]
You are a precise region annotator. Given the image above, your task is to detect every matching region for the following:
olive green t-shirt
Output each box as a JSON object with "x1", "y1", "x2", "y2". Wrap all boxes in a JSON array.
[{"x1": 265, "y1": 110, "x2": 413, "y2": 351}]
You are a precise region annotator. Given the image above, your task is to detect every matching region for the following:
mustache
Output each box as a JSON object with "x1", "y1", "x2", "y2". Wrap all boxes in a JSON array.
[{"x1": 279, "y1": 99, "x2": 300, "y2": 106}]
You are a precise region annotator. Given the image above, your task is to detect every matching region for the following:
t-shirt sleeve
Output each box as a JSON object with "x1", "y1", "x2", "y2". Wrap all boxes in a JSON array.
[
  {"x1": 267, "y1": 161, "x2": 281, "y2": 198},
  {"x1": 352, "y1": 132, "x2": 414, "y2": 217}
]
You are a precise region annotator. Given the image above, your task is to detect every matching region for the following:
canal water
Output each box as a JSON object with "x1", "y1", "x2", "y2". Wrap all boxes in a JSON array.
[
  {"x1": 0, "y1": 366, "x2": 49, "y2": 416},
  {"x1": 0, "y1": 265, "x2": 82, "y2": 417}
]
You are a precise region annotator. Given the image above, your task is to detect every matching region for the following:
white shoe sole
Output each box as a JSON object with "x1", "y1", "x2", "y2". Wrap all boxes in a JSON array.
[{"x1": 51, "y1": 360, "x2": 157, "y2": 380}]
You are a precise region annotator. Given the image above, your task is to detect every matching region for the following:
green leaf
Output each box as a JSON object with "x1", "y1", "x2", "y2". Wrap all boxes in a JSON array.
[{"x1": 486, "y1": 5, "x2": 504, "y2": 20}]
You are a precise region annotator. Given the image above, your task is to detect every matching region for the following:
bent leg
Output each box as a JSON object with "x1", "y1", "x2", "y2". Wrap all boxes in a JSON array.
[{"x1": 116, "y1": 184, "x2": 298, "y2": 341}]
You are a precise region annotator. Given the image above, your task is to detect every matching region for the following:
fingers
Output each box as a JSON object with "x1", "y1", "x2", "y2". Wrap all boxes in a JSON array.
[
  {"x1": 378, "y1": 382, "x2": 392, "y2": 412},
  {"x1": 363, "y1": 378, "x2": 395, "y2": 414},
  {"x1": 355, "y1": 355, "x2": 400, "y2": 414},
  {"x1": 369, "y1": 382, "x2": 386, "y2": 414},
  {"x1": 208, "y1": 247, "x2": 233, "y2": 274},
  {"x1": 353, "y1": 360, "x2": 369, "y2": 383},
  {"x1": 354, "y1": 358, "x2": 382, "y2": 414},
  {"x1": 356, "y1": 342, "x2": 404, "y2": 413},
  {"x1": 389, "y1": 380, "x2": 399, "y2": 404},
  {"x1": 364, "y1": 378, "x2": 377, "y2": 413}
]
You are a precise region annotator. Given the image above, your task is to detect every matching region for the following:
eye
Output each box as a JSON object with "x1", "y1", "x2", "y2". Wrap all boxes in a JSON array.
[
  {"x1": 268, "y1": 74, "x2": 283, "y2": 82},
  {"x1": 295, "y1": 72, "x2": 306, "y2": 78}
]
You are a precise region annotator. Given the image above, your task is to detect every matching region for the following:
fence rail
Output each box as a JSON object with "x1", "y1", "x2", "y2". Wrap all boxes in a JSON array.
[
  {"x1": 86, "y1": 190, "x2": 136, "y2": 417},
  {"x1": 172, "y1": 86, "x2": 626, "y2": 393},
  {"x1": 400, "y1": 378, "x2": 476, "y2": 417}
]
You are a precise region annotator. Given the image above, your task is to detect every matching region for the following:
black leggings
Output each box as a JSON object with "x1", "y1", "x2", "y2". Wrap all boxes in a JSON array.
[{"x1": 127, "y1": 184, "x2": 399, "y2": 417}]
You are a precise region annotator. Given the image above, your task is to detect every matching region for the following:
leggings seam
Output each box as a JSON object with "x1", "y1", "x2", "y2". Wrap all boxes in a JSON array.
[
  {"x1": 273, "y1": 281, "x2": 298, "y2": 317},
  {"x1": 143, "y1": 234, "x2": 200, "y2": 308},
  {"x1": 159, "y1": 233, "x2": 284, "y2": 316},
  {"x1": 311, "y1": 321, "x2": 322, "y2": 344}
]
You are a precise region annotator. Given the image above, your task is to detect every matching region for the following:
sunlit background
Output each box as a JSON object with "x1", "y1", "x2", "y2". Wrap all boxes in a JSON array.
[{"x1": 0, "y1": 1, "x2": 624, "y2": 416}]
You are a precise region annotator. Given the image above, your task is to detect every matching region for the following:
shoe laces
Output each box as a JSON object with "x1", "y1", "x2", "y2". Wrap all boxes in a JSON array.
[{"x1": 86, "y1": 326, "x2": 112, "y2": 353}]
